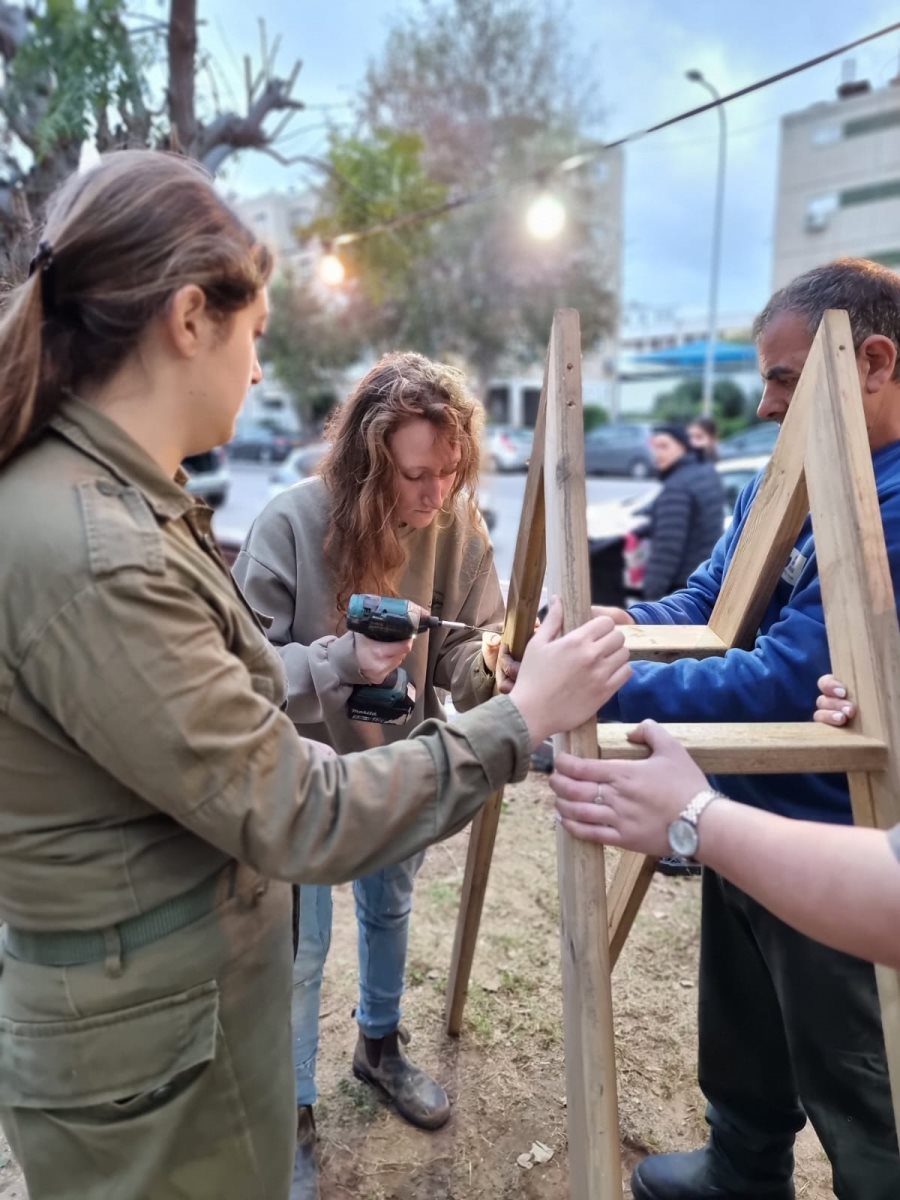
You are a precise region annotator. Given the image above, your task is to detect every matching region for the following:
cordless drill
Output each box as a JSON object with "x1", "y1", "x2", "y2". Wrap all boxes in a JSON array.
[{"x1": 345, "y1": 594, "x2": 477, "y2": 725}]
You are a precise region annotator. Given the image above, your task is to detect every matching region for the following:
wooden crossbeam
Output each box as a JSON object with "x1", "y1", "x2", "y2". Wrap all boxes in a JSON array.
[
  {"x1": 545, "y1": 310, "x2": 621, "y2": 1199},
  {"x1": 597, "y1": 722, "x2": 888, "y2": 774},
  {"x1": 623, "y1": 625, "x2": 727, "y2": 661},
  {"x1": 444, "y1": 357, "x2": 548, "y2": 1037},
  {"x1": 608, "y1": 851, "x2": 657, "y2": 970}
]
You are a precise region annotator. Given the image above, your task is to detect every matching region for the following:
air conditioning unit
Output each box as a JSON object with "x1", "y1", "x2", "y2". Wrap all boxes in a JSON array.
[{"x1": 805, "y1": 210, "x2": 830, "y2": 232}]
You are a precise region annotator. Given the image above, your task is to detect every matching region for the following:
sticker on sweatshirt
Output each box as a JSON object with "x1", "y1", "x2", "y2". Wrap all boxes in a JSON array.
[{"x1": 781, "y1": 547, "x2": 808, "y2": 588}]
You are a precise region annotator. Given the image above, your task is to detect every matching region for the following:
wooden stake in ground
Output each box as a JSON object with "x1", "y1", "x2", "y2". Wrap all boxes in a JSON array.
[
  {"x1": 444, "y1": 364, "x2": 548, "y2": 1035},
  {"x1": 544, "y1": 310, "x2": 622, "y2": 1199}
]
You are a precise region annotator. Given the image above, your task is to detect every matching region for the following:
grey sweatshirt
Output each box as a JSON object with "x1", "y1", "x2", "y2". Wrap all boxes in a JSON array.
[{"x1": 233, "y1": 476, "x2": 504, "y2": 752}]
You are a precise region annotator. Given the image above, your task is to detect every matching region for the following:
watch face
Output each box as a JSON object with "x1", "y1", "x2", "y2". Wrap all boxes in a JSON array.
[{"x1": 668, "y1": 817, "x2": 699, "y2": 859}]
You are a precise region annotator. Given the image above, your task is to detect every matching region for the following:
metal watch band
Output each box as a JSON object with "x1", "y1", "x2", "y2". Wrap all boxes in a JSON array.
[{"x1": 680, "y1": 787, "x2": 723, "y2": 833}]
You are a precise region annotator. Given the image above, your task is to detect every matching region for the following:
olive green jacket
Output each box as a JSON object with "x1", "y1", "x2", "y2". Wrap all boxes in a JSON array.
[{"x1": 0, "y1": 400, "x2": 530, "y2": 932}]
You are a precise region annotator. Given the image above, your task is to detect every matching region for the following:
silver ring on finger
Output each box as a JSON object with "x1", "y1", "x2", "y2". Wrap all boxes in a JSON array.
[{"x1": 594, "y1": 784, "x2": 604, "y2": 805}]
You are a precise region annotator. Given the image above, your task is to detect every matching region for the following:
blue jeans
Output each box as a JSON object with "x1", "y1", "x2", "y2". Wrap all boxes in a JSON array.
[{"x1": 292, "y1": 850, "x2": 426, "y2": 1107}]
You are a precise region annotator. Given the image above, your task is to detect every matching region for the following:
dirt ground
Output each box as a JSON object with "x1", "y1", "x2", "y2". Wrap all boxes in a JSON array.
[{"x1": 0, "y1": 773, "x2": 834, "y2": 1199}]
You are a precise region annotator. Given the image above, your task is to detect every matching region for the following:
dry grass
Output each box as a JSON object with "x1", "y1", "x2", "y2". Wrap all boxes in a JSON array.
[{"x1": 0, "y1": 774, "x2": 834, "y2": 1199}]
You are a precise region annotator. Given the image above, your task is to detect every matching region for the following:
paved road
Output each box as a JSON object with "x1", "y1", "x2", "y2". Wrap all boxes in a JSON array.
[{"x1": 213, "y1": 463, "x2": 648, "y2": 584}]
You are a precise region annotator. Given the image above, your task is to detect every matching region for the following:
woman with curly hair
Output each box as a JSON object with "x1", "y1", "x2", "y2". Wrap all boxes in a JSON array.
[{"x1": 234, "y1": 352, "x2": 511, "y2": 1192}]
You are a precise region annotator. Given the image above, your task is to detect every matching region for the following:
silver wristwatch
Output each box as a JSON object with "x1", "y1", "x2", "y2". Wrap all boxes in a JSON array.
[{"x1": 667, "y1": 787, "x2": 723, "y2": 861}]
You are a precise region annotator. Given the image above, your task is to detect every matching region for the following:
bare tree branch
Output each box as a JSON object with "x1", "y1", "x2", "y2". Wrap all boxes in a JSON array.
[{"x1": 197, "y1": 71, "x2": 304, "y2": 172}]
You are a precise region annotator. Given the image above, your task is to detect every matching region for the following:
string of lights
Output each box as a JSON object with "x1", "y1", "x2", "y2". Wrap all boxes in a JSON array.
[{"x1": 316, "y1": 17, "x2": 900, "y2": 278}]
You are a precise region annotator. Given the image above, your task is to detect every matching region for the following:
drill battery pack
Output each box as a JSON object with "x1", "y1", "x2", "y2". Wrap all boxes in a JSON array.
[{"x1": 347, "y1": 668, "x2": 417, "y2": 725}]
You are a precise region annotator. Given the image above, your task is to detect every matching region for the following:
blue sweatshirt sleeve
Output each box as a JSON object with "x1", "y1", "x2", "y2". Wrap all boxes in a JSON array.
[
  {"x1": 607, "y1": 480, "x2": 900, "y2": 724},
  {"x1": 605, "y1": 569, "x2": 828, "y2": 722}
]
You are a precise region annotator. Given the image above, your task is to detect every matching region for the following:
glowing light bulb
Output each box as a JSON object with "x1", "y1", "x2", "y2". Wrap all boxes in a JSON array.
[
  {"x1": 318, "y1": 251, "x2": 346, "y2": 286},
  {"x1": 525, "y1": 193, "x2": 566, "y2": 240}
]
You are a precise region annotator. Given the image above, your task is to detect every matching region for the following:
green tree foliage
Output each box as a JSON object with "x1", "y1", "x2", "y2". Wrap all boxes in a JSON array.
[
  {"x1": 4, "y1": 0, "x2": 147, "y2": 158},
  {"x1": 0, "y1": 0, "x2": 304, "y2": 270},
  {"x1": 306, "y1": 0, "x2": 617, "y2": 394},
  {"x1": 305, "y1": 128, "x2": 455, "y2": 354},
  {"x1": 652, "y1": 377, "x2": 750, "y2": 433},
  {"x1": 583, "y1": 404, "x2": 609, "y2": 432},
  {"x1": 263, "y1": 274, "x2": 370, "y2": 428}
]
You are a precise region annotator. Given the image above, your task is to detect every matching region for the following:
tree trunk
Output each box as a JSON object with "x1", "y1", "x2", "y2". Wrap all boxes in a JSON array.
[{"x1": 167, "y1": 0, "x2": 198, "y2": 149}]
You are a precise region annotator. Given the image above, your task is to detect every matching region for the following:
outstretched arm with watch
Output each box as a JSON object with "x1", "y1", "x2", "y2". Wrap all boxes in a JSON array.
[{"x1": 549, "y1": 677, "x2": 900, "y2": 968}]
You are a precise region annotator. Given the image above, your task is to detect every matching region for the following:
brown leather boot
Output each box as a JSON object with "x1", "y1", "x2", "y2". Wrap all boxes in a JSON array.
[
  {"x1": 352, "y1": 1027, "x2": 451, "y2": 1130},
  {"x1": 290, "y1": 1105, "x2": 320, "y2": 1200}
]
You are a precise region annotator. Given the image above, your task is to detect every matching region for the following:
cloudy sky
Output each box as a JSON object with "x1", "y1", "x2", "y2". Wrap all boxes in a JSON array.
[{"x1": 202, "y1": 0, "x2": 900, "y2": 320}]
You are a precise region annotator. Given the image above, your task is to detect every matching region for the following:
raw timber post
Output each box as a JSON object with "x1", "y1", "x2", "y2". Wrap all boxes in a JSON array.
[
  {"x1": 804, "y1": 310, "x2": 900, "y2": 1134},
  {"x1": 444, "y1": 365, "x2": 548, "y2": 1035},
  {"x1": 545, "y1": 310, "x2": 622, "y2": 1199}
]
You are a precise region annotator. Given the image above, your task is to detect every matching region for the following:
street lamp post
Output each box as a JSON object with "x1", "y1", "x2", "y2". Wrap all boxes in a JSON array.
[{"x1": 686, "y1": 69, "x2": 727, "y2": 419}]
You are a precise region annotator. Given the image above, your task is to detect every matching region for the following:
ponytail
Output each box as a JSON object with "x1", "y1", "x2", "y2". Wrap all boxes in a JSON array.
[
  {"x1": 0, "y1": 150, "x2": 272, "y2": 470},
  {"x1": 0, "y1": 269, "x2": 49, "y2": 466}
]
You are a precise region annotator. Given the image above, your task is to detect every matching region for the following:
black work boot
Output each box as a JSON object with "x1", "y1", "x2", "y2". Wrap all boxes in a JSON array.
[
  {"x1": 290, "y1": 1105, "x2": 320, "y2": 1200},
  {"x1": 631, "y1": 1147, "x2": 795, "y2": 1200},
  {"x1": 352, "y1": 1027, "x2": 451, "y2": 1130}
]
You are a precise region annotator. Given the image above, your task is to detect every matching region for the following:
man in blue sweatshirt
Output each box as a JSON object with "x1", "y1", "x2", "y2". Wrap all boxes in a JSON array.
[{"x1": 594, "y1": 259, "x2": 900, "y2": 1200}]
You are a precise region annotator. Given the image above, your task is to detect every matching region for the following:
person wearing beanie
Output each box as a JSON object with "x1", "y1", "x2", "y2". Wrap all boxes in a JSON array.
[{"x1": 643, "y1": 423, "x2": 724, "y2": 601}]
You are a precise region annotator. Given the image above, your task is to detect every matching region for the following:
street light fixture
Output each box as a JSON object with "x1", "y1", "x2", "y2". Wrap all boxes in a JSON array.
[{"x1": 686, "y1": 68, "x2": 727, "y2": 419}]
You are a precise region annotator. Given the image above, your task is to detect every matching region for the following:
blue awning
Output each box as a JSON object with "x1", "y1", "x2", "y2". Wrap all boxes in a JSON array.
[{"x1": 632, "y1": 340, "x2": 757, "y2": 369}]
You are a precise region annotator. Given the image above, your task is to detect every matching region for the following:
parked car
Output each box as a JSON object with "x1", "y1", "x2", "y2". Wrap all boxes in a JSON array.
[
  {"x1": 485, "y1": 425, "x2": 533, "y2": 473},
  {"x1": 268, "y1": 443, "x2": 331, "y2": 500},
  {"x1": 583, "y1": 423, "x2": 655, "y2": 478},
  {"x1": 226, "y1": 420, "x2": 301, "y2": 463},
  {"x1": 586, "y1": 454, "x2": 769, "y2": 605},
  {"x1": 718, "y1": 422, "x2": 780, "y2": 460},
  {"x1": 182, "y1": 447, "x2": 230, "y2": 508}
]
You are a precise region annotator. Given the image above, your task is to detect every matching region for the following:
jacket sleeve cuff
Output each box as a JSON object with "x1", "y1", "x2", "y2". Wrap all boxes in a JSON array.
[
  {"x1": 449, "y1": 694, "x2": 532, "y2": 786},
  {"x1": 326, "y1": 631, "x2": 370, "y2": 686}
]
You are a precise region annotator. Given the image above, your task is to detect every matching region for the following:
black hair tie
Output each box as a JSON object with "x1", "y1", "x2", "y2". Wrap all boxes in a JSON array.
[{"x1": 28, "y1": 240, "x2": 54, "y2": 277}]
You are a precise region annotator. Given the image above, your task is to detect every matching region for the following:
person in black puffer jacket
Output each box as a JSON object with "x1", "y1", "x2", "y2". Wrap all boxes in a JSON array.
[{"x1": 643, "y1": 423, "x2": 725, "y2": 600}]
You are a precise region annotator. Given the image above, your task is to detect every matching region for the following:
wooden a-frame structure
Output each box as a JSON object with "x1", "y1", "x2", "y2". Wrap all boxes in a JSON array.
[{"x1": 445, "y1": 307, "x2": 900, "y2": 1199}]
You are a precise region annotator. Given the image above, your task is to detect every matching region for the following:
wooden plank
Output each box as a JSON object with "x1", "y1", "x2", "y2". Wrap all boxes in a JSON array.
[
  {"x1": 608, "y1": 851, "x2": 657, "y2": 970},
  {"x1": 624, "y1": 625, "x2": 727, "y2": 662},
  {"x1": 804, "y1": 309, "x2": 900, "y2": 1133},
  {"x1": 596, "y1": 722, "x2": 887, "y2": 774},
  {"x1": 444, "y1": 358, "x2": 549, "y2": 1036},
  {"x1": 707, "y1": 354, "x2": 816, "y2": 650},
  {"x1": 544, "y1": 309, "x2": 622, "y2": 1200}
]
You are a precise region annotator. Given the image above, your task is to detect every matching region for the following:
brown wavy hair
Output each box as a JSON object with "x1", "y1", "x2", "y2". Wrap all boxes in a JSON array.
[
  {"x1": 320, "y1": 351, "x2": 486, "y2": 613},
  {"x1": 0, "y1": 149, "x2": 272, "y2": 466}
]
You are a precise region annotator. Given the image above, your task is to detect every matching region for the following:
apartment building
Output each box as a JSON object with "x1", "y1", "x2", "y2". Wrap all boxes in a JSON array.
[{"x1": 773, "y1": 76, "x2": 900, "y2": 288}]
